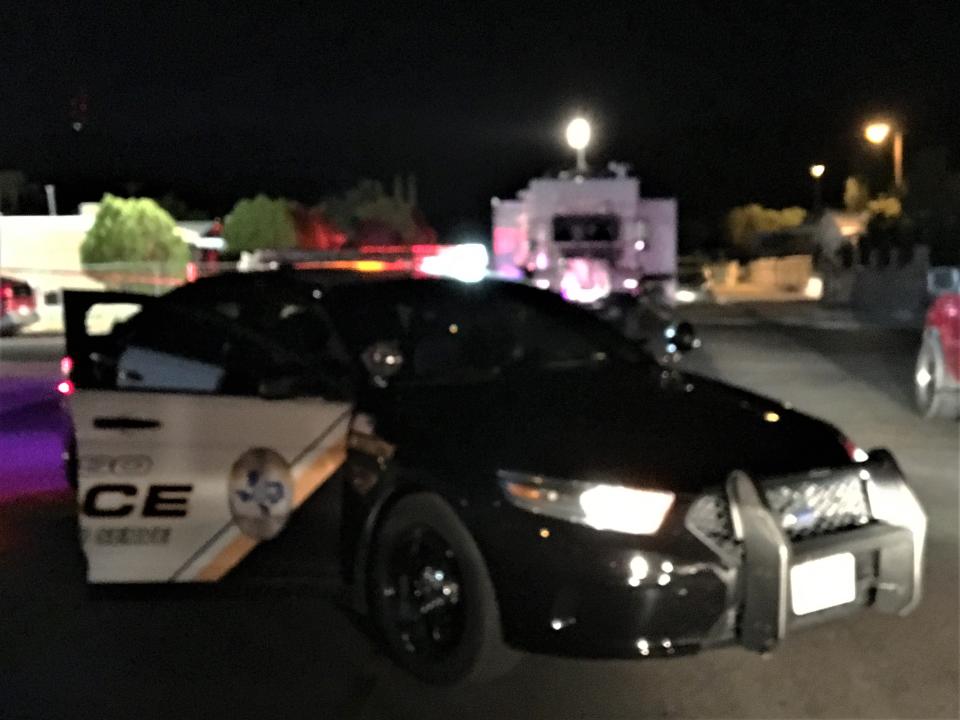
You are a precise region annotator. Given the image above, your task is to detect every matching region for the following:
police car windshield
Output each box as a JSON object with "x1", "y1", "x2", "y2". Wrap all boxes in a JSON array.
[{"x1": 326, "y1": 280, "x2": 645, "y2": 383}]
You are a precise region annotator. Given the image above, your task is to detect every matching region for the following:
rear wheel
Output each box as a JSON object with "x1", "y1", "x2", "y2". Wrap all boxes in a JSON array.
[
  {"x1": 916, "y1": 331, "x2": 960, "y2": 419},
  {"x1": 369, "y1": 493, "x2": 516, "y2": 684}
]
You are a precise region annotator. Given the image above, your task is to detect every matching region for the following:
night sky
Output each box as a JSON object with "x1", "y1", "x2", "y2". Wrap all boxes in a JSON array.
[{"x1": 3, "y1": 1, "x2": 959, "y2": 235}]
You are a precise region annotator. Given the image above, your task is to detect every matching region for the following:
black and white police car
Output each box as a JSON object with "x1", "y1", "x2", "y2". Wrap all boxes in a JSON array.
[{"x1": 63, "y1": 270, "x2": 926, "y2": 683}]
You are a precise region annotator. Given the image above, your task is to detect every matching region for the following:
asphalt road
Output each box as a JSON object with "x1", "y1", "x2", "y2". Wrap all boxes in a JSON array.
[
  {"x1": 0, "y1": 334, "x2": 63, "y2": 377},
  {"x1": 1, "y1": 316, "x2": 957, "y2": 720}
]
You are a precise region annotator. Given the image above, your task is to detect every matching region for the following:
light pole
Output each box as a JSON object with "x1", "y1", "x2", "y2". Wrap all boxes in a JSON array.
[
  {"x1": 565, "y1": 117, "x2": 591, "y2": 173},
  {"x1": 809, "y1": 164, "x2": 825, "y2": 213},
  {"x1": 864, "y1": 120, "x2": 904, "y2": 192}
]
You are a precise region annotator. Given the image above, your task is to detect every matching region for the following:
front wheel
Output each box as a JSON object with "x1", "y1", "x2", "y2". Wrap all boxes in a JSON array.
[{"x1": 369, "y1": 493, "x2": 517, "y2": 684}]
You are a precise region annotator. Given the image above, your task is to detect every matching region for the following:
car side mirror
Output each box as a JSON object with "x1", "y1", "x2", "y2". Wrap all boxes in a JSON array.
[
  {"x1": 361, "y1": 341, "x2": 404, "y2": 387},
  {"x1": 665, "y1": 321, "x2": 700, "y2": 356}
]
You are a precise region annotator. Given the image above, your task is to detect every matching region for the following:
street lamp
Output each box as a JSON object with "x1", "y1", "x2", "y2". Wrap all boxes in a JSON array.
[
  {"x1": 864, "y1": 120, "x2": 904, "y2": 191},
  {"x1": 565, "y1": 117, "x2": 591, "y2": 173},
  {"x1": 809, "y1": 164, "x2": 825, "y2": 212},
  {"x1": 864, "y1": 122, "x2": 890, "y2": 144}
]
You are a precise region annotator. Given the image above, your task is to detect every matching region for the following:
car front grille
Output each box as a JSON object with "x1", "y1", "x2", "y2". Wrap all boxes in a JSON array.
[
  {"x1": 763, "y1": 473, "x2": 871, "y2": 541},
  {"x1": 687, "y1": 471, "x2": 873, "y2": 555}
]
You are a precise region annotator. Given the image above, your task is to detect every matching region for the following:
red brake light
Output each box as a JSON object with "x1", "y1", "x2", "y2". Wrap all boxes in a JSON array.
[
  {"x1": 60, "y1": 356, "x2": 74, "y2": 377},
  {"x1": 57, "y1": 379, "x2": 75, "y2": 396},
  {"x1": 1, "y1": 284, "x2": 12, "y2": 300}
]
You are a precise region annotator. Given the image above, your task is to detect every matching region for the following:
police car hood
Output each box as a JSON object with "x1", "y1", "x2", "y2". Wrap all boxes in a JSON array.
[{"x1": 387, "y1": 363, "x2": 850, "y2": 495}]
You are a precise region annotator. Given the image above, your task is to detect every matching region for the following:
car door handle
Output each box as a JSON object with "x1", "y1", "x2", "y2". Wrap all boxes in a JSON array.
[{"x1": 93, "y1": 417, "x2": 162, "y2": 430}]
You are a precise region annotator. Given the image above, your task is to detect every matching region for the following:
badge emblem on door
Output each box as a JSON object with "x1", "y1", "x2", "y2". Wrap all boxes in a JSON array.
[{"x1": 228, "y1": 448, "x2": 294, "y2": 540}]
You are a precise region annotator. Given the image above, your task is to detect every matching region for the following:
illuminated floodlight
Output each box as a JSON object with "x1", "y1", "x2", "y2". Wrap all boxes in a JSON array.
[{"x1": 565, "y1": 117, "x2": 591, "y2": 150}]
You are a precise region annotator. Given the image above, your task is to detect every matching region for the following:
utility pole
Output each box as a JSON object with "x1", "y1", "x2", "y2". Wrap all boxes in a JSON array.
[
  {"x1": 809, "y1": 164, "x2": 825, "y2": 214},
  {"x1": 45, "y1": 184, "x2": 58, "y2": 216}
]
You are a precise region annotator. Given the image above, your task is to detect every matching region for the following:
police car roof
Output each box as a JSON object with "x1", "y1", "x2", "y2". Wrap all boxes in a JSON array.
[
  {"x1": 168, "y1": 269, "x2": 507, "y2": 301},
  {"x1": 164, "y1": 271, "x2": 572, "y2": 317}
]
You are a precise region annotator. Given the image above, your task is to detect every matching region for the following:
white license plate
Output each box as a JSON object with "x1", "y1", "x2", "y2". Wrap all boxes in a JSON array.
[{"x1": 790, "y1": 552, "x2": 856, "y2": 616}]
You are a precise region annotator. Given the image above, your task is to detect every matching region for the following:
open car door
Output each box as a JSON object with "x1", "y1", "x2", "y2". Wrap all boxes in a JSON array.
[{"x1": 63, "y1": 291, "x2": 353, "y2": 583}]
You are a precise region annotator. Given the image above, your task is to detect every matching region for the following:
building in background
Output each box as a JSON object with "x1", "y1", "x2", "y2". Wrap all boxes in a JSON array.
[{"x1": 491, "y1": 163, "x2": 678, "y2": 305}]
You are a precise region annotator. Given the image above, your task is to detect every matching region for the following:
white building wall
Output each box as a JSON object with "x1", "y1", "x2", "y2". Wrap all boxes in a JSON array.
[
  {"x1": 0, "y1": 214, "x2": 207, "y2": 332},
  {"x1": 491, "y1": 175, "x2": 678, "y2": 297}
]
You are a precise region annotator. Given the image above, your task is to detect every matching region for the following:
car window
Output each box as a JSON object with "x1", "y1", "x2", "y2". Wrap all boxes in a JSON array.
[
  {"x1": 114, "y1": 305, "x2": 283, "y2": 395},
  {"x1": 507, "y1": 300, "x2": 607, "y2": 368},
  {"x1": 115, "y1": 307, "x2": 231, "y2": 393},
  {"x1": 327, "y1": 283, "x2": 620, "y2": 383},
  {"x1": 235, "y1": 295, "x2": 354, "y2": 379},
  {"x1": 177, "y1": 284, "x2": 349, "y2": 366},
  {"x1": 84, "y1": 302, "x2": 143, "y2": 337}
]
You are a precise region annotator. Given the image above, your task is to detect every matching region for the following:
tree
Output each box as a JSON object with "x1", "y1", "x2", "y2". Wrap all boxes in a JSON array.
[
  {"x1": 843, "y1": 176, "x2": 871, "y2": 212},
  {"x1": 320, "y1": 179, "x2": 388, "y2": 239},
  {"x1": 317, "y1": 179, "x2": 436, "y2": 246},
  {"x1": 81, "y1": 194, "x2": 189, "y2": 267},
  {"x1": 866, "y1": 195, "x2": 902, "y2": 218},
  {"x1": 290, "y1": 204, "x2": 348, "y2": 250},
  {"x1": 355, "y1": 195, "x2": 416, "y2": 240},
  {"x1": 223, "y1": 195, "x2": 297, "y2": 252},
  {"x1": 725, "y1": 204, "x2": 807, "y2": 251}
]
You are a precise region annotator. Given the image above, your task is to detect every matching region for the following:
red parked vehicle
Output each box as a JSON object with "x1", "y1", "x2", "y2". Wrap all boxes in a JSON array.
[
  {"x1": 915, "y1": 268, "x2": 960, "y2": 418},
  {"x1": 0, "y1": 276, "x2": 39, "y2": 336}
]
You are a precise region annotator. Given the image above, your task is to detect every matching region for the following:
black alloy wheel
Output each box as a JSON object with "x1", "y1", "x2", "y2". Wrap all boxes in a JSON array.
[
  {"x1": 370, "y1": 494, "x2": 517, "y2": 684},
  {"x1": 381, "y1": 525, "x2": 466, "y2": 660}
]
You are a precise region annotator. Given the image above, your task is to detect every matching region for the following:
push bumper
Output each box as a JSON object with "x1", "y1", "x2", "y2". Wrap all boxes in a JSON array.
[
  {"x1": 730, "y1": 449, "x2": 925, "y2": 652},
  {"x1": 487, "y1": 450, "x2": 925, "y2": 659}
]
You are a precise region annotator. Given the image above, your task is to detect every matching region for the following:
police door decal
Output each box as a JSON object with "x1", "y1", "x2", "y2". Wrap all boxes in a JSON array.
[
  {"x1": 228, "y1": 448, "x2": 294, "y2": 540},
  {"x1": 74, "y1": 392, "x2": 352, "y2": 583},
  {"x1": 179, "y1": 421, "x2": 350, "y2": 582}
]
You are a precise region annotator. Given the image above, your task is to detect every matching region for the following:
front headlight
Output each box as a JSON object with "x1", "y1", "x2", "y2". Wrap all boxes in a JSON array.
[{"x1": 498, "y1": 470, "x2": 675, "y2": 535}]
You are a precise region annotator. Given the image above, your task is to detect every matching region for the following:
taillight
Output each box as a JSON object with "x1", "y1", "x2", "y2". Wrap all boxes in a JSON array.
[
  {"x1": 1, "y1": 283, "x2": 13, "y2": 300},
  {"x1": 57, "y1": 379, "x2": 75, "y2": 396},
  {"x1": 60, "y1": 356, "x2": 74, "y2": 377}
]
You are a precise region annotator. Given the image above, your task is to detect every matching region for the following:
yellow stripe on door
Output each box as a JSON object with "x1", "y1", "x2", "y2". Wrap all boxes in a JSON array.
[{"x1": 192, "y1": 440, "x2": 348, "y2": 581}]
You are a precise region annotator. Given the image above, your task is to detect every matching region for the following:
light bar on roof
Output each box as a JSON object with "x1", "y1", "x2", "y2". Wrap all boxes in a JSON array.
[
  {"x1": 415, "y1": 243, "x2": 489, "y2": 283},
  {"x1": 293, "y1": 259, "x2": 413, "y2": 273},
  {"x1": 270, "y1": 243, "x2": 490, "y2": 283}
]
